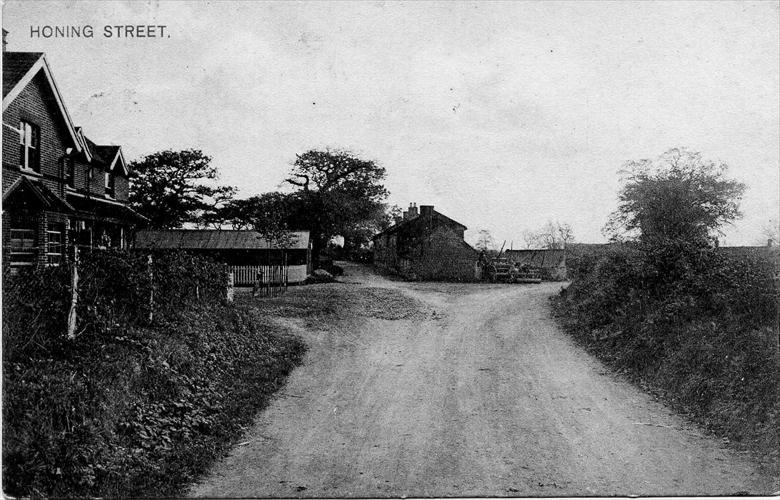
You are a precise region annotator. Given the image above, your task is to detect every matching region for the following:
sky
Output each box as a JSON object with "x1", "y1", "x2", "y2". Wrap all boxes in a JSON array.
[{"x1": 3, "y1": 1, "x2": 778, "y2": 246}]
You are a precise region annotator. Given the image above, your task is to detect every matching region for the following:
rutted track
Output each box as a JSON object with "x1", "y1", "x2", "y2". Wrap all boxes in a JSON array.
[{"x1": 190, "y1": 264, "x2": 777, "y2": 497}]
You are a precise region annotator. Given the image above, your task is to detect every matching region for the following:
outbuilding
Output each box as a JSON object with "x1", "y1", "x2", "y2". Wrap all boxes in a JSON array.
[{"x1": 134, "y1": 229, "x2": 312, "y2": 285}]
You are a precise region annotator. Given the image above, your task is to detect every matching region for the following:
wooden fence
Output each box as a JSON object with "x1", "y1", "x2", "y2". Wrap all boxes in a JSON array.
[{"x1": 228, "y1": 264, "x2": 308, "y2": 286}]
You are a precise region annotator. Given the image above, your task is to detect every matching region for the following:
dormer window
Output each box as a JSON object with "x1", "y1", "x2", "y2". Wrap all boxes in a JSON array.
[
  {"x1": 19, "y1": 120, "x2": 40, "y2": 172},
  {"x1": 105, "y1": 170, "x2": 115, "y2": 197}
]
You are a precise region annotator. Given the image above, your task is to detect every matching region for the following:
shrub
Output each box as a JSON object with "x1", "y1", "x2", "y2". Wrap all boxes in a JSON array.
[
  {"x1": 552, "y1": 244, "x2": 779, "y2": 457},
  {"x1": 2, "y1": 250, "x2": 305, "y2": 497}
]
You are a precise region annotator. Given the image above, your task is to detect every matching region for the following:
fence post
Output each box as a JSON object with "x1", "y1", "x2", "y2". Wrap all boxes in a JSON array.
[
  {"x1": 226, "y1": 271, "x2": 234, "y2": 303},
  {"x1": 147, "y1": 254, "x2": 154, "y2": 323},
  {"x1": 66, "y1": 246, "x2": 79, "y2": 340}
]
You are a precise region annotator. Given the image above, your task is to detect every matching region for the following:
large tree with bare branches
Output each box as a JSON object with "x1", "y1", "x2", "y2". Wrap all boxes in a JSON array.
[{"x1": 285, "y1": 149, "x2": 389, "y2": 262}]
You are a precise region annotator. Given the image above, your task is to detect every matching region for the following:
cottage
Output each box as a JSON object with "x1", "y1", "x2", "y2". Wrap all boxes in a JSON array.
[
  {"x1": 2, "y1": 44, "x2": 146, "y2": 271},
  {"x1": 133, "y1": 229, "x2": 312, "y2": 285},
  {"x1": 503, "y1": 248, "x2": 567, "y2": 281},
  {"x1": 373, "y1": 203, "x2": 477, "y2": 280}
]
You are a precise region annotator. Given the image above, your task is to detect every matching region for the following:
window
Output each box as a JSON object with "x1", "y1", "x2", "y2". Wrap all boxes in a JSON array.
[
  {"x1": 19, "y1": 121, "x2": 40, "y2": 172},
  {"x1": 64, "y1": 157, "x2": 75, "y2": 188},
  {"x1": 8, "y1": 218, "x2": 37, "y2": 269},
  {"x1": 46, "y1": 223, "x2": 64, "y2": 265},
  {"x1": 104, "y1": 170, "x2": 115, "y2": 197}
]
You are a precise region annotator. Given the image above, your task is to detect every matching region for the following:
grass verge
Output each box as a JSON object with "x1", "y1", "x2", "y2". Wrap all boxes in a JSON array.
[{"x1": 3, "y1": 299, "x2": 305, "y2": 497}]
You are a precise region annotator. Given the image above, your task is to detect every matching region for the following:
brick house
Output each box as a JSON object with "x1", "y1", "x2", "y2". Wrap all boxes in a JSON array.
[
  {"x1": 2, "y1": 48, "x2": 146, "y2": 271},
  {"x1": 373, "y1": 203, "x2": 477, "y2": 280}
]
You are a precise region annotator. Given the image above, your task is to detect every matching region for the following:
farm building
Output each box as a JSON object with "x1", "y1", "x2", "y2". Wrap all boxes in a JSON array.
[
  {"x1": 373, "y1": 203, "x2": 477, "y2": 280},
  {"x1": 134, "y1": 229, "x2": 312, "y2": 285},
  {"x1": 503, "y1": 248, "x2": 567, "y2": 280}
]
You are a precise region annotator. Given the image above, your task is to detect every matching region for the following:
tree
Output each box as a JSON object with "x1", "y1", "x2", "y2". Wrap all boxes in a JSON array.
[
  {"x1": 474, "y1": 229, "x2": 496, "y2": 253},
  {"x1": 284, "y1": 149, "x2": 389, "y2": 262},
  {"x1": 217, "y1": 192, "x2": 293, "y2": 230},
  {"x1": 129, "y1": 149, "x2": 236, "y2": 229},
  {"x1": 522, "y1": 221, "x2": 575, "y2": 249},
  {"x1": 604, "y1": 148, "x2": 746, "y2": 246}
]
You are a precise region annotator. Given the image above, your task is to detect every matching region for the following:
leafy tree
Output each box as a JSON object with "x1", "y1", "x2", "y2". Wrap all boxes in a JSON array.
[
  {"x1": 217, "y1": 193, "x2": 293, "y2": 230},
  {"x1": 604, "y1": 148, "x2": 746, "y2": 247},
  {"x1": 129, "y1": 149, "x2": 236, "y2": 229},
  {"x1": 285, "y1": 149, "x2": 389, "y2": 262}
]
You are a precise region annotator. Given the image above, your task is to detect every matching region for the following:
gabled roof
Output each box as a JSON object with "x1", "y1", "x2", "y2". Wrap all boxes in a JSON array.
[
  {"x1": 74, "y1": 127, "x2": 93, "y2": 162},
  {"x1": 95, "y1": 145, "x2": 128, "y2": 175},
  {"x1": 2, "y1": 52, "x2": 82, "y2": 155},
  {"x1": 79, "y1": 132, "x2": 128, "y2": 175},
  {"x1": 134, "y1": 230, "x2": 311, "y2": 251},
  {"x1": 2, "y1": 52, "x2": 42, "y2": 97},
  {"x1": 2, "y1": 175, "x2": 75, "y2": 213},
  {"x1": 373, "y1": 208, "x2": 467, "y2": 239}
]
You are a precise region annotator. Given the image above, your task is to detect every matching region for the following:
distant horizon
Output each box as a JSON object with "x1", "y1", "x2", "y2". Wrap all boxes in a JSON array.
[{"x1": 3, "y1": 1, "x2": 778, "y2": 247}]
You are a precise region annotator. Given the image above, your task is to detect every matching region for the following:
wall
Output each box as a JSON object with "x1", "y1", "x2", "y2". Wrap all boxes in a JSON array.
[
  {"x1": 407, "y1": 226, "x2": 477, "y2": 281},
  {"x1": 2, "y1": 72, "x2": 72, "y2": 196}
]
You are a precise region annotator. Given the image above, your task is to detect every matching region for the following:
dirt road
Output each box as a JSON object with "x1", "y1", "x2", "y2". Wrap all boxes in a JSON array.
[{"x1": 190, "y1": 264, "x2": 777, "y2": 497}]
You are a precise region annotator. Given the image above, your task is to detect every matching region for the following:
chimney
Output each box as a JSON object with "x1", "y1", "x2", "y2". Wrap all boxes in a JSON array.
[
  {"x1": 713, "y1": 237, "x2": 719, "y2": 248},
  {"x1": 420, "y1": 205, "x2": 434, "y2": 217},
  {"x1": 768, "y1": 238, "x2": 774, "y2": 247},
  {"x1": 2, "y1": 30, "x2": 8, "y2": 52},
  {"x1": 408, "y1": 202, "x2": 418, "y2": 218},
  {"x1": 402, "y1": 210, "x2": 409, "y2": 220}
]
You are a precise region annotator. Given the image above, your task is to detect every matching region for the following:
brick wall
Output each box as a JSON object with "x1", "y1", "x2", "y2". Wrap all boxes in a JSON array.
[
  {"x1": 73, "y1": 158, "x2": 90, "y2": 192},
  {"x1": 114, "y1": 175, "x2": 129, "y2": 201},
  {"x1": 2, "y1": 71, "x2": 74, "y2": 196}
]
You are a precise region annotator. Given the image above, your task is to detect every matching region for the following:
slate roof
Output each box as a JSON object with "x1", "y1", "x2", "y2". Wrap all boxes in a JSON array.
[
  {"x1": 373, "y1": 208, "x2": 467, "y2": 239},
  {"x1": 503, "y1": 249, "x2": 566, "y2": 268},
  {"x1": 134, "y1": 230, "x2": 311, "y2": 251},
  {"x1": 2, "y1": 52, "x2": 42, "y2": 98},
  {"x1": 92, "y1": 144, "x2": 121, "y2": 166},
  {"x1": 2, "y1": 176, "x2": 75, "y2": 212},
  {"x1": 66, "y1": 193, "x2": 148, "y2": 224}
]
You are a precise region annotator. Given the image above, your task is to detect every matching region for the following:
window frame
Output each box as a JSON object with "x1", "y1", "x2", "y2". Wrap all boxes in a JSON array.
[
  {"x1": 46, "y1": 223, "x2": 64, "y2": 266},
  {"x1": 104, "y1": 169, "x2": 115, "y2": 197},
  {"x1": 64, "y1": 157, "x2": 75, "y2": 188},
  {"x1": 19, "y1": 120, "x2": 41, "y2": 172},
  {"x1": 7, "y1": 220, "x2": 38, "y2": 270}
]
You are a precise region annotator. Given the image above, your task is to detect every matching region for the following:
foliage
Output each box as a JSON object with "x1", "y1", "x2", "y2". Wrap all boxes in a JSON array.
[
  {"x1": 522, "y1": 220, "x2": 574, "y2": 249},
  {"x1": 2, "y1": 251, "x2": 305, "y2": 497},
  {"x1": 474, "y1": 229, "x2": 496, "y2": 253},
  {"x1": 604, "y1": 148, "x2": 746, "y2": 246},
  {"x1": 284, "y1": 149, "x2": 390, "y2": 261},
  {"x1": 129, "y1": 149, "x2": 237, "y2": 229},
  {"x1": 552, "y1": 243, "x2": 779, "y2": 459}
]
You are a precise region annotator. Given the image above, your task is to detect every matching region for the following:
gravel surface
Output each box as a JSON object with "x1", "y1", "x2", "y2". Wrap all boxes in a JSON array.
[{"x1": 191, "y1": 263, "x2": 778, "y2": 497}]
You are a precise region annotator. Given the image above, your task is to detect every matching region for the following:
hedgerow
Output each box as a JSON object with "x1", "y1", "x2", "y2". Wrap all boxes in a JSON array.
[
  {"x1": 2, "y1": 250, "x2": 305, "y2": 497},
  {"x1": 552, "y1": 243, "x2": 779, "y2": 462}
]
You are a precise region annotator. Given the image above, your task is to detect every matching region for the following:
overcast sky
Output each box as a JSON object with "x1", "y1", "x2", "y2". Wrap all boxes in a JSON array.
[{"x1": 3, "y1": 1, "x2": 778, "y2": 246}]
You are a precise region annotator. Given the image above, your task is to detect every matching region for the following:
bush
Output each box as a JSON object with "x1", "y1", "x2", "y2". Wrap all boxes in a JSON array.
[
  {"x1": 552, "y1": 244, "x2": 779, "y2": 457},
  {"x1": 2, "y1": 250, "x2": 305, "y2": 497}
]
